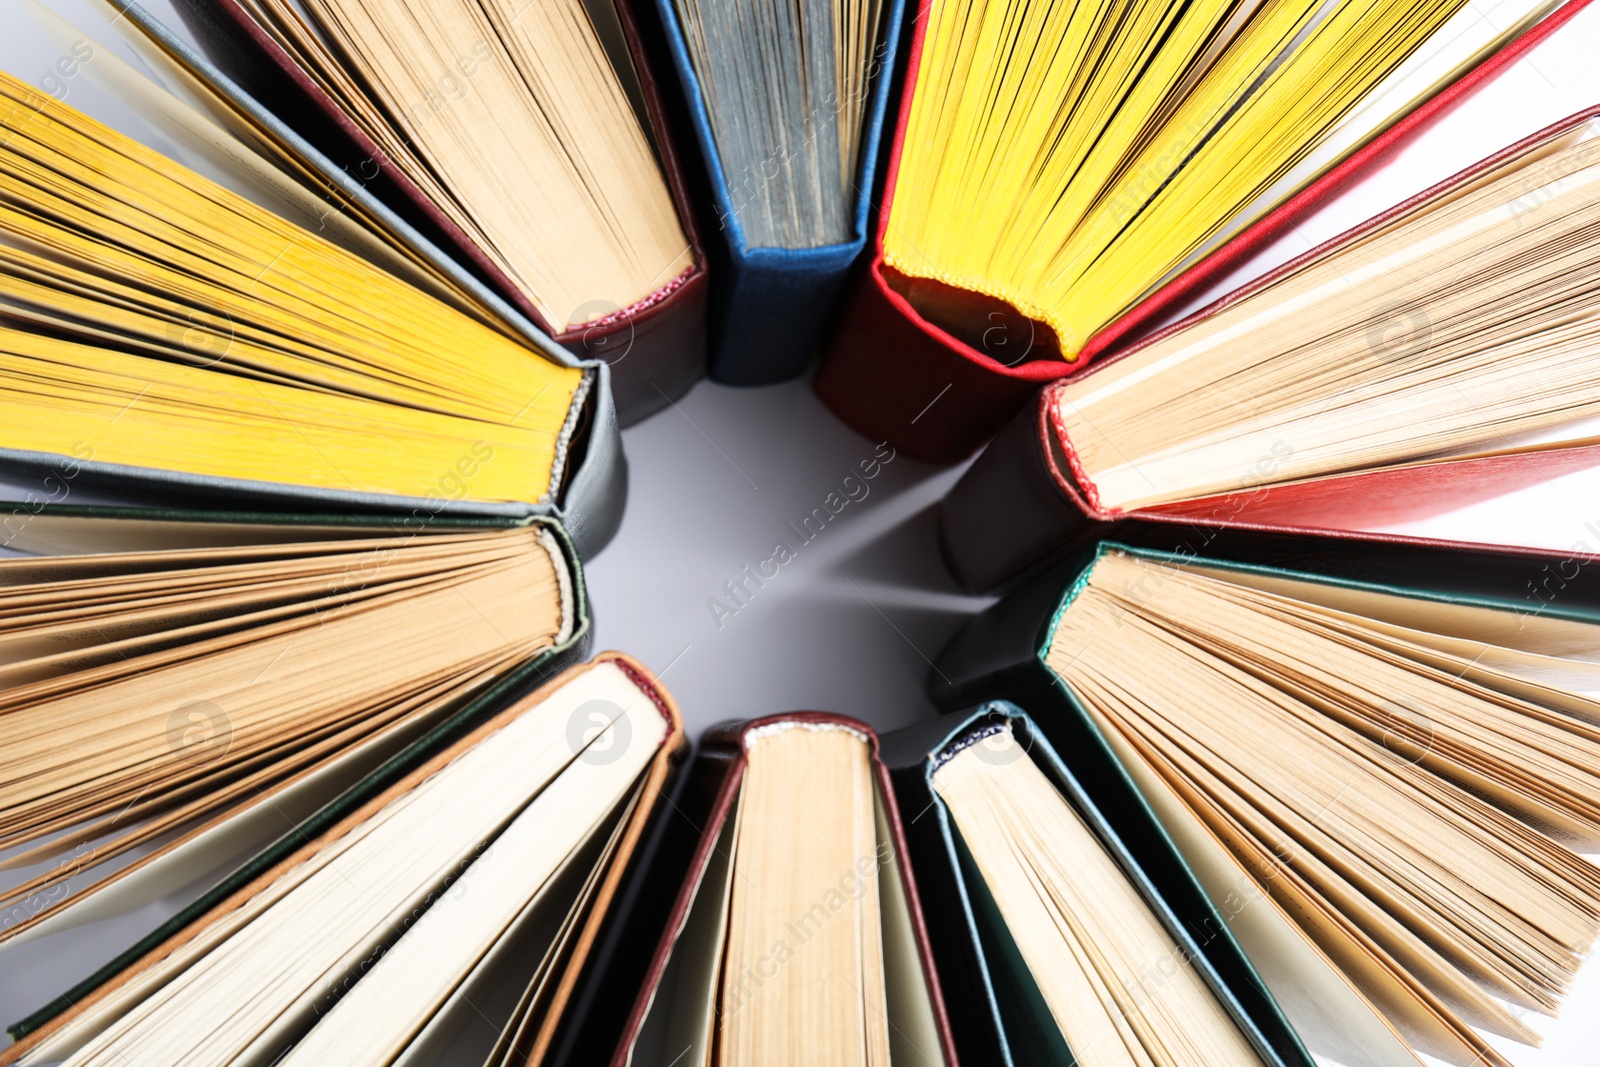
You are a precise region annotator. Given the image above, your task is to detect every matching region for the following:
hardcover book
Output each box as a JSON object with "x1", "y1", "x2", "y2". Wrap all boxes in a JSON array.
[
  {"x1": 0, "y1": 646, "x2": 685, "y2": 1067},
  {"x1": 611, "y1": 712, "x2": 957, "y2": 1067},
  {"x1": 814, "y1": 0, "x2": 1591, "y2": 462},
  {"x1": 931, "y1": 532, "x2": 1600, "y2": 1067},
  {"x1": 0, "y1": 505, "x2": 589, "y2": 949},
  {"x1": 151, "y1": 0, "x2": 713, "y2": 422},
  {"x1": 108, "y1": 0, "x2": 708, "y2": 423},
  {"x1": 939, "y1": 104, "x2": 1600, "y2": 591},
  {"x1": 879, "y1": 704, "x2": 1313, "y2": 1067},
  {"x1": 0, "y1": 4, "x2": 628, "y2": 555},
  {"x1": 649, "y1": 0, "x2": 907, "y2": 383}
]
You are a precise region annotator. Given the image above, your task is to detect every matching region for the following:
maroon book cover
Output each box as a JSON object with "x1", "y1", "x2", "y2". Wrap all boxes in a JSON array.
[
  {"x1": 169, "y1": 0, "x2": 709, "y2": 425},
  {"x1": 610, "y1": 711, "x2": 961, "y2": 1066}
]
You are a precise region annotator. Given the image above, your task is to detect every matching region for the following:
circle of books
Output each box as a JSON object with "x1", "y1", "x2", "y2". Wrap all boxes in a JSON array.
[{"x1": 1, "y1": 1, "x2": 1598, "y2": 1066}]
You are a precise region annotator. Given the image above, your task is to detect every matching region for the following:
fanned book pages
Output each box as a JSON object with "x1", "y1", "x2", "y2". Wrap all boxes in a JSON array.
[
  {"x1": 941, "y1": 107, "x2": 1600, "y2": 592},
  {"x1": 675, "y1": 0, "x2": 884, "y2": 247},
  {"x1": 655, "y1": 0, "x2": 904, "y2": 383},
  {"x1": 134, "y1": 0, "x2": 709, "y2": 418},
  {"x1": 0, "y1": 654, "x2": 683, "y2": 1067},
  {"x1": 0, "y1": 35, "x2": 610, "y2": 526},
  {"x1": 1051, "y1": 121, "x2": 1600, "y2": 512},
  {"x1": 880, "y1": 705, "x2": 1316, "y2": 1067},
  {"x1": 936, "y1": 541, "x2": 1600, "y2": 1067},
  {"x1": 0, "y1": 509, "x2": 582, "y2": 953},
  {"x1": 615, "y1": 714, "x2": 953, "y2": 1067},
  {"x1": 884, "y1": 0, "x2": 1563, "y2": 355},
  {"x1": 814, "y1": 0, "x2": 1586, "y2": 462},
  {"x1": 931, "y1": 724, "x2": 1278, "y2": 1067},
  {"x1": 216, "y1": 0, "x2": 693, "y2": 330}
]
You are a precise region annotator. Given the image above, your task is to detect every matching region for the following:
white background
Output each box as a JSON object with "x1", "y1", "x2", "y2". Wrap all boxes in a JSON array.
[{"x1": 1, "y1": 1, "x2": 1600, "y2": 1063}]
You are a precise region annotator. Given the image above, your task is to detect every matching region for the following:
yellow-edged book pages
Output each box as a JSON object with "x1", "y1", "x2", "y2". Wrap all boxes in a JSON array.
[
  {"x1": 0, "y1": 70, "x2": 585, "y2": 505},
  {"x1": 884, "y1": 0, "x2": 1558, "y2": 357}
]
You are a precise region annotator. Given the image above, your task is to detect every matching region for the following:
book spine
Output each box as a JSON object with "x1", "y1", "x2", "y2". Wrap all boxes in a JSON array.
[
  {"x1": 177, "y1": 0, "x2": 708, "y2": 427},
  {"x1": 708, "y1": 245, "x2": 863, "y2": 385},
  {"x1": 644, "y1": 0, "x2": 835, "y2": 387},
  {"x1": 939, "y1": 390, "x2": 1115, "y2": 591},
  {"x1": 927, "y1": 557, "x2": 1090, "y2": 714},
  {"x1": 815, "y1": 264, "x2": 1060, "y2": 464}
]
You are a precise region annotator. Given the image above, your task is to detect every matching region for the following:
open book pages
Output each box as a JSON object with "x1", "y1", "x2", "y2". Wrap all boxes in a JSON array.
[
  {"x1": 227, "y1": 0, "x2": 694, "y2": 329},
  {"x1": 11, "y1": 659, "x2": 668, "y2": 1067},
  {"x1": 0, "y1": 62, "x2": 586, "y2": 503},
  {"x1": 1045, "y1": 548, "x2": 1600, "y2": 1067},
  {"x1": 1053, "y1": 119, "x2": 1600, "y2": 512},
  {"x1": 627, "y1": 720, "x2": 947, "y2": 1067},
  {"x1": 674, "y1": 0, "x2": 885, "y2": 247},
  {"x1": 932, "y1": 726, "x2": 1268, "y2": 1067},
  {"x1": 0, "y1": 519, "x2": 573, "y2": 951},
  {"x1": 883, "y1": 0, "x2": 1557, "y2": 357}
]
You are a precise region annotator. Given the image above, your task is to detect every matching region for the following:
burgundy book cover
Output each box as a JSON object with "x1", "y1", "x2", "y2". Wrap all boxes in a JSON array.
[
  {"x1": 814, "y1": 0, "x2": 1595, "y2": 464},
  {"x1": 609, "y1": 711, "x2": 960, "y2": 1066},
  {"x1": 168, "y1": 0, "x2": 709, "y2": 426},
  {"x1": 937, "y1": 104, "x2": 1600, "y2": 593}
]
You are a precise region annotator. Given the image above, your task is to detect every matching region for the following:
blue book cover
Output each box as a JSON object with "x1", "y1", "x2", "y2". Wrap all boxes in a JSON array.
[{"x1": 652, "y1": 0, "x2": 908, "y2": 384}]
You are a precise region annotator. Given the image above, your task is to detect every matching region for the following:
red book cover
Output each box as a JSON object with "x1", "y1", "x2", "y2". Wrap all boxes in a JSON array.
[
  {"x1": 815, "y1": 0, "x2": 1595, "y2": 463},
  {"x1": 938, "y1": 103, "x2": 1600, "y2": 592}
]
